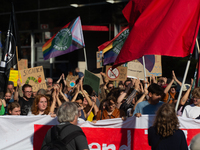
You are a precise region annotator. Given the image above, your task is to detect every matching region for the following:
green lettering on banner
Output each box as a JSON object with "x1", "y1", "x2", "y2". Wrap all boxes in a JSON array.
[{"x1": 83, "y1": 70, "x2": 100, "y2": 96}]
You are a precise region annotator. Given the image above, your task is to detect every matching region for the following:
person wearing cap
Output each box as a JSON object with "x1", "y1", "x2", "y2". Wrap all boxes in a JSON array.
[
  {"x1": 182, "y1": 87, "x2": 200, "y2": 119},
  {"x1": 163, "y1": 70, "x2": 182, "y2": 104}
]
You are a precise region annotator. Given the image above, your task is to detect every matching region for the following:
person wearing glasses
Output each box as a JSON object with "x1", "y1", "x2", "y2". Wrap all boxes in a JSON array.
[
  {"x1": 15, "y1": 84, "x2": 34, "y2": 115},
  {"x1": 182, "y1": 87, "x2": 200, "y2": 119}
]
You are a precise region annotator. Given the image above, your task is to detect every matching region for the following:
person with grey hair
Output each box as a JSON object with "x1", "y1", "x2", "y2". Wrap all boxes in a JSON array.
[
  {"x1": 41, "y1": 102, "x2": 89, "y2": 150},
  {"x1": 190, "y1": 133, "x2": 200, "y2": 150}
]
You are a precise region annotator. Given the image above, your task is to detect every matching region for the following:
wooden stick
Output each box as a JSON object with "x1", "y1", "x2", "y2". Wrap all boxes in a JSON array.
[{"x1": 15, "y1": 46, "x2": 20, "y2": 79}]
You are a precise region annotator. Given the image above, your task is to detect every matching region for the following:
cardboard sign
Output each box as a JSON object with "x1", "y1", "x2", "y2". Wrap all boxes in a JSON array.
[
  {"x1": 9, "y1": 70, "x2": 22, "y2": 87},
  {"x1": 83, "y1": 70, "x2": 100, "y2": 95},
  {"x1": 18, "y1": 59, "x2": 28, "y2": 70},
  {"x1": 146, "y1": 55, "x2": 162, "y2": 77},
  {"x1": 20, "y1": 66, "x2": 47, "y2": 92},
  {"x1": 105, "y1": 65, "x2": 127, "y2": 81},
  {"x1": 66, "y1": 75, "x2": 79, "y2": 88},
  {"x1": 131, "y1": 55, "x2": 162, "y2": 78},
  {"x1": 127, "y1": 61, "x2": 145, "y2": 80},
  {"x1": 96, "y1": 51, "x2": 103, "y2": 68}
]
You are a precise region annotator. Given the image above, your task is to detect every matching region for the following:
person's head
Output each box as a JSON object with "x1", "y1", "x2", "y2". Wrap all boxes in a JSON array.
[
  {"x1": 99, "y1": 99, "x2": 107, "y2": 111},
  {"x1": 148, "y1": 83, "x2": 164, "y2": 103},
  {"x1": 31, "y1": 94, "x2": 50, "y2": 115},
  {"x1": 157, "y1": 78, "x2": 166, "y2": 86},
  {"x1": 190, "y1": 133, "x2": 200, "y2": 150},
  {"x1": 22, "y1": 84, "x2": 32, "y2": 99},
  {"x1": 192, "y1": 87, "x2": 200, "y2": 107},
  {"x1": 46, "y1": 78, "x2": 53, "y2": 87},
  {"x1": 57, "y1": 102, "x2": 79, "y2": 125},
  {"x1": 106, "y1": 96, "x2": 117, "y2": 112},
  {"x1": 75, "y1": 67, "x2": 80, "y2": 73},
  {"x1": 75, "y1": 93, "x2": 84, "y2": 108},
  {"x1": 170, "y1": 82, "x2": 177, "y2": 94},
  {"x1": 153, "y1": 103, "x2": 179, "y2": 137},
  {"x1": 7, "y1": 81, "x2": 14, "y2": 94},
  {"x1": 106, "y1": 82, "x2": 114, "y2": 91},
  {"x1": 124, "y1": 79, "x2": 132, "y2": 88},
  {"x1": 118, "y1": 81, "x2": 124, "y2": 89},
  {"x1": 7, "y1": 102, "x2": 21, "y2": 115},
  {"x1": 4, "y1": 90, "x2": 12, "y2": 101},
  {"x1": 37, "y1": 89, "x2": 47, "y2": 95}
]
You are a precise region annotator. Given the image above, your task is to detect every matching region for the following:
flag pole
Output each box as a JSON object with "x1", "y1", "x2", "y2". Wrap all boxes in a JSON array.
[
  {"x1": 142, "y1": 56, "x2": 147, "y2": 88},
  {"x1": 83, "y1": 47, "x2": 88, "y2": 70},
  {"x1": 175, "y1": 54, "x2": 192, "y2": 112},
  {"x1": 16, "y1": 46, "x2": 20, "y2": 78}
]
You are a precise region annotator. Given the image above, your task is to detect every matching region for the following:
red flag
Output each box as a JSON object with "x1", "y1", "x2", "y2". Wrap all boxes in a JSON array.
[{"x1": 113, "y1": 0, "x2": 200, "y2": 68}]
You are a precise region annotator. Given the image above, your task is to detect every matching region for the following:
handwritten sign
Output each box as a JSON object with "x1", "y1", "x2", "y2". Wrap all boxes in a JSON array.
[
  {"x1": 18, "y1": 59, "x2": 28, "y2": 70},
  {"x1": 20, "y1": 66, "x2": 47, "y2": 92},
  {"x1": 96, "y1": 51, "x2": 103, "y2": 68},
  {"x1": 9, "y1": 70, "x2": 22, "y2": 87},
  {"x1": 83, "y1": 70, "x2": 100, "y2": 95},
  {"x1": 66, "y1": 75, "x2": 79, "y2": 88},
  {"x1": 127, "y1": 61, "x2": 145, "y2": 80},
  {"x1": 105, "y1": 66, "x2": 127, "y2": 81}
]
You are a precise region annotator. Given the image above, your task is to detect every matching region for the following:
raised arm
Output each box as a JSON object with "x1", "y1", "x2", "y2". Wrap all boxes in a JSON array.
[
  {"x1": 49, "y1": 88, "x2": 57, "y2": 113},
  {"x1": 164, "y1": 78, "x2": 174, "y2": 94},
  {"x1": 71, "y1": 84, "x2": 80, "y2": 102},
  {"x1": 116, "y1": 80, "x2": 132, "y2": 108},
  {"x1": 172, "y1": 70, "x2": 182, "y2": 86},
  {"x1": 180, "y1": 78, "x2": 193, "y2": 105}
]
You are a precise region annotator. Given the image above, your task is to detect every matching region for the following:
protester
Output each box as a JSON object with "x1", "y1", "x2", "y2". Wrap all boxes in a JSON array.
[
  {"x1": 190, "y1": 133, "x2": 200, "y2": 150},
  {"x1": 41, "y1": 102, "x2": 89, "y2": 150},
  {"x1": 46, "y1": 77, "x2": 53, "y2": 88},
  {"x1": 96, "y1": 96, "x2": 125, "y2": 120},
  {"x1": 7, "y1": 102, "x2": 21, "y2": 115},
  {"x1": 7, "y1": 81, "x2": 15, "y2": 99},
  {"x1": 148, "y1": 103, "x2": 188, "y2": 150},
  {"x1": 15, "y1": 84, "x2": 34, "y2": 115},
  {"x1": 133, "y1": 83, "x2": 164, "y2": 117},
  {"x1": 163, "y1": 70, "x2": 182, "y2": 103},
  {"x1": 0, "y1": 98, "x2": 6, "y2": 115},
  {"x1": 28, "y1": 94, "x2": 50, "y2": 116},
  {"x1": 182, "y1": 87, "x2": 200, "y2": 119},
  {"x1": 3, "y1": 90, "x2": 14, "y2": 114}
]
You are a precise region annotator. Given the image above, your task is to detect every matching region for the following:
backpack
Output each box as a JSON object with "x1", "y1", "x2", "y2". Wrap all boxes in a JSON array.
[{"x1": 41, "y1": 124, "x2": 85, "y2": 150}]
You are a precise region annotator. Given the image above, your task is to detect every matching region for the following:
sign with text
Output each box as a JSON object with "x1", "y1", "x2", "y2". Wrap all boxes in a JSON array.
[
  {"x1": 105, "y1": 65, "x2": 127, "y2": 81},
  {"x1": 66, "y1": 75, "x2": 79, "y2": 88},
  {"x1": 20, "y1": 66, "x2": 47, "y2": 92},
  {"x1": 18, "y1": 59, "x2": 28, "y2": 70},
  {"x1": 96, "y1": 51, "x2": 103, "y2": 68},
  {"x1": 127, "y1": 61, "x2": 145, "y2": 80},
  {"x1": 84, "y1": 70, "x2": 100, "y2": 95},
  {"x1": 9, "y1": 70, "x2": 22, "y2": 87}
]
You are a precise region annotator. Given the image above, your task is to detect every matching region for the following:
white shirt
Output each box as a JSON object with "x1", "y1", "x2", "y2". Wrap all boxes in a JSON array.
[{"x1": 182, "y1": 104, "x2": 200, "y2": 119}]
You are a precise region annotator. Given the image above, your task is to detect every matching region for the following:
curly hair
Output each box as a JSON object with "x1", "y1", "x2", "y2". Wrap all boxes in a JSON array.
[
  {"x1": 153, "y1": 103, "x2": 179, "y2": 137},
  {"x1": 31, "y1": 94, "x2": 50, "y2": 115}
]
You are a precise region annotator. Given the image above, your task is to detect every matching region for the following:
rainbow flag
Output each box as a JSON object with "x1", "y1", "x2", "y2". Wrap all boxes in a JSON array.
[
  {"x1": 98, "y1": 27, "x2": 129, "y2": 65},
  {"x1": 42, "y1": 16, "x2": 85, "y2": 60}
]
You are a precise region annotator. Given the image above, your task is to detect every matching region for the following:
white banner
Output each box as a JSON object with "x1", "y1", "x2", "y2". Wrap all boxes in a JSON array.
[{"x1": 0, "y1": 115, "x2": 200, "y2": 150}]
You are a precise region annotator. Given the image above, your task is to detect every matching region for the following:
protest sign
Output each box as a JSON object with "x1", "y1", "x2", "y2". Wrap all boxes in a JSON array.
[
  {"x1": 127, "y1": 61, "x2": 145, "y2": 80},
  {"x1": 9, "y1": 70, "x2": 22, "y2": 87},
  {"x1": 105, "y1": 65, "x2": 127, "y2": 81},
  {"x1": 146, "y1": 55, "x2": 162, "y2": 77},
  {"x1": 18, "y1": 59, "x2": 28, "y2": 70},
  {"x1": 94, "y1": 73, "x2": 103, "y2": 85},
  {"x1": 96, "y1": 51, "x2": 103, "y2": 68},
  {"x1": 20, "y1": 66, "x2": 47, "y2": 92},
  {"x1": 65, "y1": 75, "x2": 79, "y2": 88},
  {"x1": 132, "y1": 55, "x2": 162, "y2": 77},
  {"x1": 83, "y1": 70, "x2": 100, "y2": 95}
]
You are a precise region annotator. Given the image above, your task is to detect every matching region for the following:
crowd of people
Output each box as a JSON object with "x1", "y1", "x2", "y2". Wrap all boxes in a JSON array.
[{"x1": 0, "y1": 68, "x2": 200, "y2": 149}]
